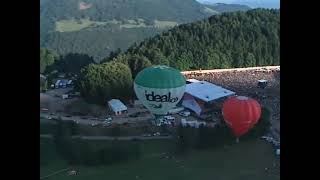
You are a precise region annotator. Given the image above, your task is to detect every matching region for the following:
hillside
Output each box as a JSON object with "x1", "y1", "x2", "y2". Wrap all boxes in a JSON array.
[
  {"x1": 203, "y1": 3, "x2": 251, "y2": 12},
  {"x1": 119, "y1": 9, "x2": 279, "y2": 70},
  {"x1": 40, "y1": 0, "x2": 252, "y2": 62},
  {"x1": 198, "y1": 0, "x2": 280, "y2": 9}
]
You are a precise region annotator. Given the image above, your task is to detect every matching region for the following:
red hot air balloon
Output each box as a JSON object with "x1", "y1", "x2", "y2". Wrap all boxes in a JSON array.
[{"x1": 222, "y1": 96, "x2": 261, "y2": 138}]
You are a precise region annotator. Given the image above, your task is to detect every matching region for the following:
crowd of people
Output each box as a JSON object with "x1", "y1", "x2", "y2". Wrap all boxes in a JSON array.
[{"x1": 184, "y1": 69, "x2": 280, "y2": 139}]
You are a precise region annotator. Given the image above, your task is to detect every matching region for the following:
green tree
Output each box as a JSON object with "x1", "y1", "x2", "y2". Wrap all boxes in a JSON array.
[
  {"x1": 244, "y1": 53, "x2": 256, "y2": 67},
  {"x1": 49, "y1": 53, "x2": 95, "y2": 75},
  {"x1": 149, "y1": 49, "x2": 169, "y2": 66},
  {"x1": 78, "y1": 61, "x2": 133, "y2": 104},
  {"x1": 120, "y1": 9, "x2": 279, "y2": 70},
  {"x1": 40, "y1": 48, "x2": 57, "y2": 74},
  {"x1": 127, "y1": 55, "x2": 152, "y2": 78}
]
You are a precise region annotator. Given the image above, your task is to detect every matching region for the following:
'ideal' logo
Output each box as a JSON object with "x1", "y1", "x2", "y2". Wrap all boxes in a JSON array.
[{"x1": 145, "y1": 91, "x2": 178, "y2": 103}]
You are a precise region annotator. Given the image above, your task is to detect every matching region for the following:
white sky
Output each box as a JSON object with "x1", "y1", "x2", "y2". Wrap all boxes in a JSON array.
[{"x1": 196, "y1": 0, "x2": 280, "y2": 9}]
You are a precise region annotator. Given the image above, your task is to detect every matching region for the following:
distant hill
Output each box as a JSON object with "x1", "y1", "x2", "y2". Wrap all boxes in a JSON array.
[
  {"x1": 41, "y1": 0, "x2": 254, "y2": 62},
  {"x1": 197, "y1": 0, "x2": 280, "y2": 9},
  {"x1": 203, "y1": 3, "x2": 251, "y2": 12},
  {"x1": 121, "y1": 9, "x2": 279, "y2": 70}
]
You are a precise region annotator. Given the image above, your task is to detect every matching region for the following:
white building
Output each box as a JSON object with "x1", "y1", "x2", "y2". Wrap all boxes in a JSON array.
[
  {"x1": 182, "y1": 80, "x2": 235, "y2": 119},
  {"x1": 108, "y1": 99, "x2": 128, "y2": 115},
  {"x1": 181, "y1": 118, "x2": 206, "y2": 128}
]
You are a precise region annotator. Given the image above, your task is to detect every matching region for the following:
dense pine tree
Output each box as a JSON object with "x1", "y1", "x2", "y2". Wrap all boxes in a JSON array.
[{"x1": 123, "y1": 9, "x2": 279, "y2": 70}]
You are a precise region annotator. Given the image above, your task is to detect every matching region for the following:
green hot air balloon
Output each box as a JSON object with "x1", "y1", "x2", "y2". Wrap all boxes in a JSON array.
[{"x1": 134, "y1": 65, "x2": 186, "y2": 115}]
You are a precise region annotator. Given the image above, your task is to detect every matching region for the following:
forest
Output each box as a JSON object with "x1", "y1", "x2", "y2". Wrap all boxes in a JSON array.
[
  {"x1": 42, "y1": 9, "x2": 279, "y2": 103},
  {"x1": 121, "y1": 9, "x2": 280, "y2": 70},
  {"x1": 40, "y1": 0, "x2": 251, "y2": 61}
]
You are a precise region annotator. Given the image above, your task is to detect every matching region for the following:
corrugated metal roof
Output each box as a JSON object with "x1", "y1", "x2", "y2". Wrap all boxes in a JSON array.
[
  {"x1": 185, "y1": 81, "x2": 235, "y2": 102},
  {"x1": 108, "y1": 99, "x2": 127, "y2": 112}
]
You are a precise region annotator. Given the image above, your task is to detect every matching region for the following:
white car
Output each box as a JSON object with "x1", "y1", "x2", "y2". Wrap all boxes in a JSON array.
[
  {"x1": 179, "y1": 111, "x2": 191, "y2": 117},
  {"x1": 164, "y1": 116, "x2": 175, "y2": 121},
  {"x1": 103, "y1": 121, "x2": 111, "y2": 124},
  {"x1": 105, "y1": 117, "x2": 112, "y2": 121},
  {"x1": 153, "y1": 132, "x2": 160, "y2": 136},
  {"x1": 91, "y1": 123, "x2": 98, "y2": 126}
]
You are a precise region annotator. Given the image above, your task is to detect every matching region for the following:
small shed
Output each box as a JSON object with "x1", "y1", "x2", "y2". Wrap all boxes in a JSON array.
[{"x1": 108, "y1": 99, "x2": 128, "y2": 115}]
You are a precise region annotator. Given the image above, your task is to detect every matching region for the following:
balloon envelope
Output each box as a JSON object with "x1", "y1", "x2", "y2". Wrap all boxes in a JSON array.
[
  {"x1": 222, "y1": 96, "x2": 261, "y2": 137},
  {"x1": 134, "y1": 65, "x2": 186, "y2": 115}
]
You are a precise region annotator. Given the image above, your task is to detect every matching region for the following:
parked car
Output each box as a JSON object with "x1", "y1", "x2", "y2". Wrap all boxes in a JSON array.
[
  {"x1": 105, "y1": 117, "x2": 112, "y2": 121},
  {"x1": 153, "y1": 132, "x2": 160, "y2": 136},
  {"x1": 66, "y1": 115, "x2": 72, "y2": 117},
  {"x1": 91, "y1": 123, "x2": 99, "y2": 126},
  {"x1": 179, "y1": 111, "x2": 191, "y2": 117},
  {"x1": 164, "y1": 116, "x2": 175, "y2": 121}
]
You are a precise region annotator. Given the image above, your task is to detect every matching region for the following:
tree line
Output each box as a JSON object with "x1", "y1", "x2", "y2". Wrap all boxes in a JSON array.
[
  {"x1": 52, "y1": 119, "x2": 141, "y2": 166},
  {"x1": 123, "y1": 9, "x2": 279, "y2": 70}
]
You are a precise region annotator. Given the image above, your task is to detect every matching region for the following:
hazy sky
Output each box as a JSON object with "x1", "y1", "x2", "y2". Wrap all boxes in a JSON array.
[{"x1": 196, "y1": 0, "x2": 280, "y2": 9}]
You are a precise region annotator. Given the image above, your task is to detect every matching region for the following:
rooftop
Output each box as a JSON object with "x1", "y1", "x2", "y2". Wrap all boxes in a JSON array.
[
  {"x1": 185, "y1": 81, "x2": 235, "y2": 102},
  {"x1": 108, "y1": 99, "x2": 127, "y2": 112},
  {"x1": 186, "y1": 79, "x2": 200, "y2": 83}
]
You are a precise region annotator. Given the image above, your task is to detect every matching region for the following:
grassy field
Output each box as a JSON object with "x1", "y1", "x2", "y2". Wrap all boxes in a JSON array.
[
  {"x1": 55, "y1": 18, "x2": 107, "y2": 32},
  {"x1": 55, "y1": 18, "x2": 178, "y2": 32},
  {"x1": 40, "y1": 118, "x2": 57, "y2": 134},
  {"x1": 154, "y1": 20, "x2": 178, "y2": 29},
  {"x1": 40, "y1": 138, "x2": 279, "y2": 180}
]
